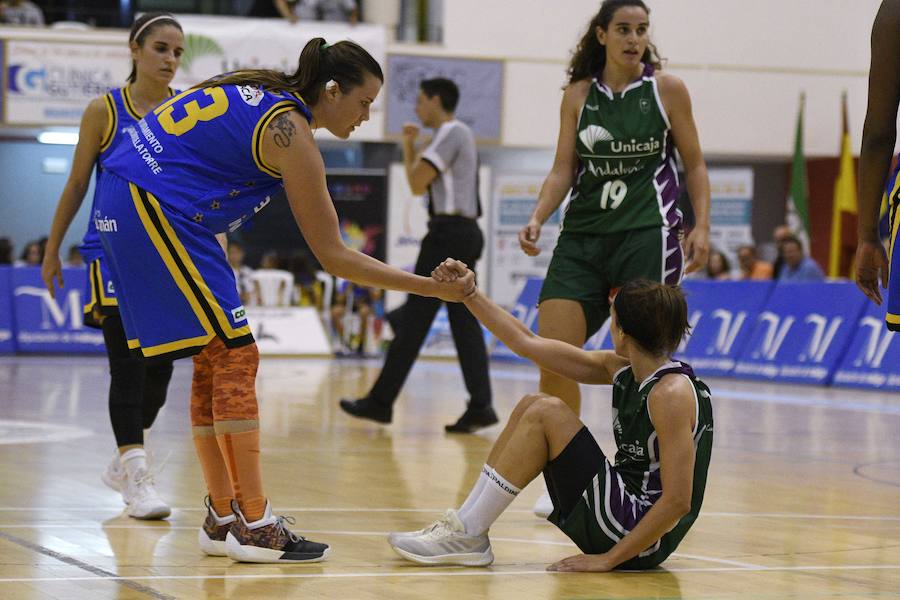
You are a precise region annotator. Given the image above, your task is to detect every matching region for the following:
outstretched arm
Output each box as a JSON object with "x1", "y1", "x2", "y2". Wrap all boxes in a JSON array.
[
  {"x1": 548, "y1": 374, "x2": 697, "y2": 572},
  {"x1": 268, "y1": 111, "x2": 474, "y2": 302},
  {"x1": 435, "y1": 259, "x2": 628, "y2": 384}
]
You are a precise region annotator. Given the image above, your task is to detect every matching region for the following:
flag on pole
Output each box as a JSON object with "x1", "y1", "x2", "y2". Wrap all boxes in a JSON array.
[
  {"x1": 787, "y1": 93, "x2": 810, "y2": 247},
  {"x1": 828, "y1": 91, "x2": 858, "y2": 277}
]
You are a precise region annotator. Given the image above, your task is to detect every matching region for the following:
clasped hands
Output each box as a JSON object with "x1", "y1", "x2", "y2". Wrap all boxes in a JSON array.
[{"x1": 432, "y1": 258, "x2": 477, "y2": 301}]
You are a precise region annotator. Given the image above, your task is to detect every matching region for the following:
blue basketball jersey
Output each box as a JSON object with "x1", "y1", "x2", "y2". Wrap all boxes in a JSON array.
[
  {"x1": 101, "y1": 84, "x2": 312, "y2": 234},
  {"x1": 81, "y1": 85, "x2": 176, "y2": 263}
]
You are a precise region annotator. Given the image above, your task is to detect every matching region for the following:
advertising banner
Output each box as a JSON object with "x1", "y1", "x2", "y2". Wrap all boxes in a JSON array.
[
  {"x1": 5, "y1": 39, "x2": 128, "y2": 125},
  {"x1": 674, "y1": 280, "x2": 774, "y2": 376},
  {"x1": 733, "y1": 282, "x2": 866, "y2": 384},
  {"x1": 245, "y1": 307, "x2": 331, "y2": 355},
  {"x1": 832, "y1": 301, "x2": 900, "y2": 390},
  {"x1": 11, "y1": 267, "x2": 104, "y2": 353},
  {"x1": 489, "y1": 174, "x2": 562, "y2": 308},
  {"x1": 707, "y1": 168, "x2": 754, "y2": 270},
  {"x1": 0, "y1": 267, "x2": 15, "y2": 353}
]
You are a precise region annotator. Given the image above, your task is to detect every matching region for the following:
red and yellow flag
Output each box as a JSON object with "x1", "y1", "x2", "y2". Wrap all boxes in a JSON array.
[{"x1": 828, "y1": 92, "x2": 858, "y2": 277}]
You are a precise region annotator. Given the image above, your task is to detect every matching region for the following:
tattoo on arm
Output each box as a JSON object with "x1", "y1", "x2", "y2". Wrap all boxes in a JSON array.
[{"x1": 270, "y1": 113, "x2": 296, "y2": 148}]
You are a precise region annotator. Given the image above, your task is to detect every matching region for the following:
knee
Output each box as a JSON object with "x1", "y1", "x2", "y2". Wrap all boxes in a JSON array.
[
  {"x1": 511, "y1": 392, "x2": 551, "y2": 419},
  {"x1": 522, "y1": 394, "x2": 568, "y2": 423}
]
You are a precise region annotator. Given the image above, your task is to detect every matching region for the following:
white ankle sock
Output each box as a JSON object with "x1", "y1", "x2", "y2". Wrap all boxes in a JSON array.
[
  {"x1": 120, "y1": 448, "x2": 147, "y2": 479},
  {"x1": 457, "y1": 468, "x2": 520, "y2": 536},
  {"x1": 457, "y1": 464, "x2": 493, "y2": 521}
]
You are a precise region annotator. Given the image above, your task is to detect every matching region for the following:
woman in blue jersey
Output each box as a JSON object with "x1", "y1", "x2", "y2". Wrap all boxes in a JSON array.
[
  {"x1": 88, "y1": 37, "x2": 474, "y2": 564},
  {"x1": 390, "y1": 260, "x2": 712, "y2": 571},
  {"x1": 856, "y1": 0, "x2": 900, "y2": 325},
  {"x1": 42, "y1": 13, "x2": 184, "y2": 520},
  {"x1": 517, "y1": 0, "x2": 711, "y2": 517}
]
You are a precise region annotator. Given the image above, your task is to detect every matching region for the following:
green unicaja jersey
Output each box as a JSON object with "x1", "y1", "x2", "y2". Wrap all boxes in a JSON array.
[
  {"x1": 563, "y1": 64, "x2": 682, "y2": 234},
  {"x1": 611, "y1": 361, "x2": 713, "y2": 558}
]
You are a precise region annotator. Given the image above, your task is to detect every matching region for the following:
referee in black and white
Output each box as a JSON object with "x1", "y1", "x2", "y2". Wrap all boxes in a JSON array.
[{"x1": 340, "y1": 78, "x2": 496, "y2": 433}]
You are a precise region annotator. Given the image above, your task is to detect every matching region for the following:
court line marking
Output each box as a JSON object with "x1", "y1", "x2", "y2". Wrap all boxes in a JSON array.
[
  {"x1": 0, "y1": 507, "x2": 898, "y2": 521},
  {"x1": 0, "y1": 523, "x2": 759, "y2": 568},
  {"x1": 1, "y1": 564, "x2": 900, "y2": 585},
  {"x1": 0, "y1": 529, "x2": 174, "y2": 599}
]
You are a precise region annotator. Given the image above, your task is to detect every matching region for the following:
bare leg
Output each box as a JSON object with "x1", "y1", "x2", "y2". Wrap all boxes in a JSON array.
[
  {"x1": 490, "y1": 394, "x2": 584, "y2": 489},
  {"x1": 537, "y1": 299, "x2": 586, "y2": 414}
]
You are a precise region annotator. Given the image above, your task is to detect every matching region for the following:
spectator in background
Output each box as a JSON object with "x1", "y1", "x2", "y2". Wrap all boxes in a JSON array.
[
  {"x1": 330, "y1": 280, "x2": 373, "y2": 354},
  {"x1": 16, "y1": 240, "x2": 43, "y2": 266},
  {"x1": 0, "y1": 238, "x2": 12, "y2": 264},
  {"x1": 771, "y1": 224, "x2": 793, "y2": 278},
  {"x1": 287, "y1": 250, "x2": 320, "y2": 307},
  {"x1": 274, "y1": 0, "x2": 358, "y2": 23},
  {"x1": 66, "y1": 244, "x2": 85, "y2": 267},
  {"x1": 705, "y1": 249, "x2": 731, "y2": 280},
  {"x1": 227, "y1": 241, "x2": 254, "y2": 303},
  {"x1": 778, "y1": 235, "x2": 825, "y2": 282},
  {"x1": 737, "y1": 245, "x2": 774, "y2": 280},
  {"x1": 0, "y1": 0, "x2": 45, "y2": 25}
]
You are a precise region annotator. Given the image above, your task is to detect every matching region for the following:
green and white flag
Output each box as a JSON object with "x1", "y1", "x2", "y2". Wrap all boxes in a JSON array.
[{"x1": 787, "y1": 93, "x2": 810, "y2": 247}]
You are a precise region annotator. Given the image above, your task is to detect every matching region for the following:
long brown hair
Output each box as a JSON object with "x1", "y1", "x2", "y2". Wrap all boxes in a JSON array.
[
  {"x1": 567, "y1": 0, "x2": 663, "y2": 84},
  {"x1": 127, "y1": 13, "x2": 182, "y2": 84},
  {"x1": 200, "y1": 38, "x2": 383, "y2": 106},
  {"x1": 613, "y1": 280, "x2": 689, "y2": 356}
]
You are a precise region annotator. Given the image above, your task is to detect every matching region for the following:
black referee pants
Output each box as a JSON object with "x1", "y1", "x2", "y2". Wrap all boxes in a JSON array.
[{"x1": 367, "y1": 216, "x2": 492, "y2": 409}]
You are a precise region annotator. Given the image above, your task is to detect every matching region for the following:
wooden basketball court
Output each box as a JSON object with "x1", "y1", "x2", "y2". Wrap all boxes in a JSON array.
[{"x1": 0, "y1": 354, "x2": 897, "y2": 599}]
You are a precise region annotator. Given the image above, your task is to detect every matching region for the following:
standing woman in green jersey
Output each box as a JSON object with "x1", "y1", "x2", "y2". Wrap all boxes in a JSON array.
[{"x1": 519, "y1": 0, "x2": 710, "y2": 419}]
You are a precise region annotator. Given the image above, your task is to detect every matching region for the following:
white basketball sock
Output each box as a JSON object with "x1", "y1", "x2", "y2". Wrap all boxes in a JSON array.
[
  {"x1": 120, "y1": 447, "x2": 148, "y2": 479},
  {"x1": 457, "y1": 467, "x2": 520, "y2": 536},
  {"x1": 457, "y1": 464, "x2": 493, "y2": 521}
]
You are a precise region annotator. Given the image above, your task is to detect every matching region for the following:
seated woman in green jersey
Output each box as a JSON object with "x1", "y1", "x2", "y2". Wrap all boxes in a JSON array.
[{"x1": 389, "y1": 261, "x2": 713, "y2": 571}]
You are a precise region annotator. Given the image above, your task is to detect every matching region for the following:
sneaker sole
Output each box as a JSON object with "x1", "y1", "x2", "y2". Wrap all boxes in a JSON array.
[
  {"x1": 532, "y1": 492, "x2": 554, "y2": 519},
  {"x1": 390, "y1": 543, "x2": 494, "y2": 567},
  {"x1": 198, "y1": 529, "x2": 229, "y2": 557},
  {"x1": 225, "y1": 532, "x2": 330, "y2": 563},
  {"x1": 127, "y1": 505, "x2": 171, "y2": 520}
]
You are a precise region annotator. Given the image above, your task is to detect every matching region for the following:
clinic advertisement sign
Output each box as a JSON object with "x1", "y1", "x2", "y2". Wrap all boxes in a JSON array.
[
  {"x1": 708, "y1": 168, "x2": 754, "y2": 271},
  {"x1": 0, "y1": 267, "x2": 15, "y2": 353},
  {"x1": 11, "y1": 267, "x2": 104, "y2": 353},
  {"x1": 489, "y1": 174, "x2": 563, "y2": 308},
  {"x1": 733, "y1": 282, "x2": 866, "y2": 384},
  {"x1": 832, "y1": 301, "x2": 900, "y2": 390},
  {"x1": 675, "y1": 280, "x2": 774, "y2": 376},
  {"x1": 5, "y1": 39, "x2": 128, "y2": 125}
]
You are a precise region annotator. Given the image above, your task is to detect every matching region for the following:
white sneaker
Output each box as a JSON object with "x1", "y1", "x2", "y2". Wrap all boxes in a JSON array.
[
  {"x1": 124, "y1": 468, "x2": 171, "y2": 520},
  {"x1": 532, "y1": 491, "x2": 554, "y2": 519},
  {"x1": 389, "y1": 509, "x2": 493, "y2": 567},
  {"x1": 101, "y1": 453, "x2": 127, "y2": 499}
]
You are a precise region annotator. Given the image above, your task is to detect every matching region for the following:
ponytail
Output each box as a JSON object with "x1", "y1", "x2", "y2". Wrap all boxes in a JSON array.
[{"x1": 200, "y1": 38, "x2": 383, "y2": 106}]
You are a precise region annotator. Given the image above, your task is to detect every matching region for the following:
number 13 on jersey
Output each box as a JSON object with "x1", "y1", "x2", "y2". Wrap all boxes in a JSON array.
[{"x1": 155, "y1": 87, "x2": 229, "y2": 136}]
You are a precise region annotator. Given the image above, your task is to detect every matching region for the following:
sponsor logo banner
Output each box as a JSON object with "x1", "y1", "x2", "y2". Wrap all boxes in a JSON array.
[
  {"x1": 675, "y1": 280, "x2": 774, "y2": 376},
  {"x1": 733, "y1": 282, "x2": 867, "y2": 384},
  {"x1": 0, "y1": 267, "x2": 16, "y2": 353},
  {"x1": 11, "y1": 267, "x2": 104, "y2": 352},
  {"x1": 489, "y1": 174, "x2": 562, "y2": 308},
  {"x1": 5, "y1": 39, "x2": 129, "y2": 125},
  {"x1": 244, "y1": 307, "x2": 330, "y2": 355},
  {"x1": 832, "y1": 301, "x2": 900, "y2": 390}
]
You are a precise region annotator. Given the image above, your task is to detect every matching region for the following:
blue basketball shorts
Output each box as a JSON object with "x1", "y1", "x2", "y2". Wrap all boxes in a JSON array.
[{"x1": 95, "y1": 172, "x2": 253, "y2": 360}]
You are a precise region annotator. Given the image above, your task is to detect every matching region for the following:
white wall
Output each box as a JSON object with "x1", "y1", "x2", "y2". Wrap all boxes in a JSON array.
[{"x1": 438, "y1": 0, "x2": 883, "y2": 157}]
